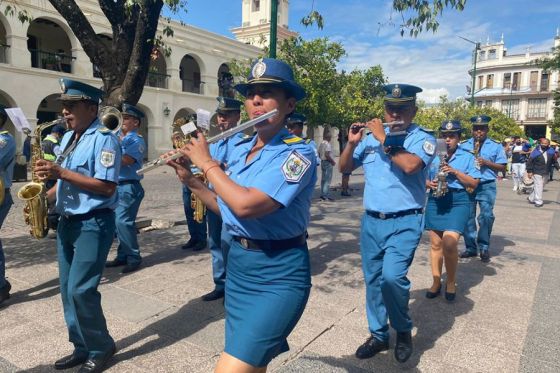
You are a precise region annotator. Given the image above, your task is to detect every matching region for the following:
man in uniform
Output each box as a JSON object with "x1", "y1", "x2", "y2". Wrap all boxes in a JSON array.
[
  {"x1": 286, "y1": 113, "x2": 320, "y2": 166},
  {"x1": 340, "y1": 83, "x2": 436, "y2": 363},
  {"x1": 459, "y1": 115, "x2": 507, "y2": 263},
  {"x1": 106, "y1": 103, "x2": 146, "y2": 274},
  {"x1": 35, "y1": 78, "x2": 121, "y2": 372},
  {"x1": 181, "y1": 114, "x2": 208, "y2": 251},
  {"x1": 0, "y1": 104, "x2": 16, "y2": 305},
  {"x1": 202, "y1": 97, "x2": 244, "y2": 301}
]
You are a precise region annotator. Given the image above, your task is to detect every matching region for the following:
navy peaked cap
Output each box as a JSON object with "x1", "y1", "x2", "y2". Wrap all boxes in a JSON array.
[
  {"x1": 58, "y1": 78, "x2": 103, "y2": 103},
  {"x1": 383, "y1": 83, "x2": 422, "y2": 104}
]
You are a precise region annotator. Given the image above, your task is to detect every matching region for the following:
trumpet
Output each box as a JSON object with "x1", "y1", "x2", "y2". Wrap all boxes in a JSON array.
[
  {"x1": 137, "y1": 109, "x2": 279, "y2": 175},
  {"x1": 350, "y1": 121, "x2": 405, "y2": 134},
  {"x1": 99, "y1": 106, "x2": 122, "y2": 133}
]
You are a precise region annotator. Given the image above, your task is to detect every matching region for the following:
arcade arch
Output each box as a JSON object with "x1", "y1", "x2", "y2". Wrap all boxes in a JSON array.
[
  {"x1": 179, "y1": 55, "x2": 202, "y2": 94},
  {"x1": 27, "y1": 18, "x2": 74, "y2": 73}
]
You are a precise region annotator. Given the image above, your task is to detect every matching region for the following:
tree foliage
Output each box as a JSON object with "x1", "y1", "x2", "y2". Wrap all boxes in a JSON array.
[{"x1": 415, "y1": 96, "x2": 524, "y2": 141}]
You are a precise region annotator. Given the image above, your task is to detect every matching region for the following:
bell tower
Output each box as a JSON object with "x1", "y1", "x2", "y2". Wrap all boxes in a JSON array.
[{"x1": 231, "y1": 0, "x2": 298, "y2": 49}]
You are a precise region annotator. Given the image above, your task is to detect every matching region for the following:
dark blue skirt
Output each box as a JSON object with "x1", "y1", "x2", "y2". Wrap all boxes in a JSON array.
[
  {"x1": 425, "y1": 188, "x2": 472, "y2": 234},
  {"x1": 224, "y1": 241, "x2": 311, "y2": 367}
]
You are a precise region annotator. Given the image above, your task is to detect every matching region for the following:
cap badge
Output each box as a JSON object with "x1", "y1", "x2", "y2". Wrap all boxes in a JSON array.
[
  {"x1": 59, "y1": 79, "x2": 66, "y2": 93},
  {"x1": 446, "y1": 122, "x2": 454, "y2": 130},
  {"x1": 476, "y1": 116, "x2": 482, "y2": 123},
  {"x1": 252, "y1": 59, "x2": 267, "y2": 79},
  {"x1": 392, "y1": 85, "x2": 401, "y2": 98}
]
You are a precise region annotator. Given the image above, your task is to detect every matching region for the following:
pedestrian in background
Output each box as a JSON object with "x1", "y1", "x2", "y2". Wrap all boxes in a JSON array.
[
  {"x1": 526, "y1": 138, "x2": 559, "y2": 207},
  {"x1": 318, "y1": 132, "x2": 335, "y2": 201}
]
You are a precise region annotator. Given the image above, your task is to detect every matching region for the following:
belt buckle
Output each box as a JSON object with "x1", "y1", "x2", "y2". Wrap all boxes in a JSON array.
[{"x1": 379, "y1": 212, "x2": 386, "y2": 219}]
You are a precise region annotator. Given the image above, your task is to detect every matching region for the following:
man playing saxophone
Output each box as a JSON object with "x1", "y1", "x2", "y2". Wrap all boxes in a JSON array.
[
  {"x1": 202, "y1": 96, "x2": 244, "y2": 302},
  {"x1": 34, "y1": 78, "x2": 121, "y2": 372},
  {"x1": 0, "y1": 104, "x2": 16, "y2": 305},
  {"x1": 459, "y1": 115, "x2": 507, "y2": 263}
]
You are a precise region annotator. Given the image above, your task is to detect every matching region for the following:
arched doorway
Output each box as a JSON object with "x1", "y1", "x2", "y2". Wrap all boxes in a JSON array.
[
  {"x1": 146, "y1": 48, "x2": 169, "y2": 89},
  {"x1": 179, "y1": 55, "x2": 202, "y2": 94},
  {"x1": 217, "y1": 63, "x2": 234, "y2": 98},
  {"x1": 27, "y1": 18, "x2": 73, "y2": 73}
]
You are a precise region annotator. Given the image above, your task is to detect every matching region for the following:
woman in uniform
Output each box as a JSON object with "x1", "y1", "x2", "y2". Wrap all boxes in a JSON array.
[
  {"x1": 168, "y1": 58, "x2": 317, "y2": 373},
  {"x1": 425, "y1": 120, "x2": 480, "y2": 302}
]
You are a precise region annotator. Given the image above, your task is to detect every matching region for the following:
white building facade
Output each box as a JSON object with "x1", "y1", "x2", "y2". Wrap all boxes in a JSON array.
[
  {"x1": 470, "y1": 33, "x2": 560, "y2": 140},
  {"x1": 0, "y1": 0, "x2": 260, "y2": 160}
]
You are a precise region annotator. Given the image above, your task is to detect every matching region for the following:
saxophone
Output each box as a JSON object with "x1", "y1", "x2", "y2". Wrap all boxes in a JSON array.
[
  {"x1": 433, "y1": 153, "x2": 449, "y2": 198},
  {"x1": 172, "y1": 118, "x2": 206, "y2": 224},
  {"x1": 17, "y1": 119, "x2": 62, "y2": 239},
  {"x1": 466, "y1": 139, "x2": 481, "y2": 194}
]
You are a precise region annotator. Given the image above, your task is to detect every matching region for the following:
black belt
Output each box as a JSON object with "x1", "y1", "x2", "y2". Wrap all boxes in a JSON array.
[
  {"x1": 480, "y1": 180, "x2": 496, "y2": 185},
  {"x1": 448, "y1": 187, "x2": 467, "y2": 192},
  {"x1": 233, "y1": 233, "x2": 307, "y2": 251},
  {"x1": 63, "y1": 208, "x2": 113, "y2": 222},
  {"x1": 119, "y1": 180, "x2": 140, "y2": 185},
  {"x1": 366, "y1": 208, "x2": 423, "y2": 220}
]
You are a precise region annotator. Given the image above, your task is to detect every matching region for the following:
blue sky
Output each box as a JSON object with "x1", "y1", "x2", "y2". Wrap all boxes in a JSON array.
[{"x1": 174, "y1": 0, "x2": 560, "y2": 103}]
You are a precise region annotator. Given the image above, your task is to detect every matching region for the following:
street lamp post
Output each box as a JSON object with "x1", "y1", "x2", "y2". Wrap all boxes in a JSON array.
[
  {"x1": 270, "y1": 0, "x2": 278, "y2": 58},
  {"x1": 459, "y1": 36, "x2": 481, "y2": 107}
]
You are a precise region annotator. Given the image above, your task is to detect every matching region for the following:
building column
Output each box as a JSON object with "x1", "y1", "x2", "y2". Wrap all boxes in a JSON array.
[
  {"x1": 71, "y1": 47, "x2": 93, "y2": 77},
  {"x1": 202, "y1": 74, "x2": 218, "y2": 97},
  {"x1": 167, "y1": 67, "x2": 181, "y2": 91},
  {"x1": 6, "y1": 34, "x2": 30, "y2": 67}
]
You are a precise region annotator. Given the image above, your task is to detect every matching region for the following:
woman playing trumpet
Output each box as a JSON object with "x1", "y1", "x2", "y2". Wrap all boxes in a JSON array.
[
  {"x1": 425, "y1": 120, "x2": 480, "y2": 302},
  {"x1": 167, "y1": 58, "x2": 317, "y2": 373}
]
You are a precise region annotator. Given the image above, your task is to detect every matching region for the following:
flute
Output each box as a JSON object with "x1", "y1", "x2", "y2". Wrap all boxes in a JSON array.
[{"x1": 137, "y1": 109, "x2": 279, "y2": 175}]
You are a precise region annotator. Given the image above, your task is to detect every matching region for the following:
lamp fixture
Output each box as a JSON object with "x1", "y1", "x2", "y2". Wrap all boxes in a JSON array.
[{"x1": 163, "y1": 105, "x2": 171, "y2": 117}]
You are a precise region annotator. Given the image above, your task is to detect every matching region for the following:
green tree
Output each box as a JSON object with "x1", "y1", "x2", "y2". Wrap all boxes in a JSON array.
[{"x1": 416, "y1": 96, "x2": 523, "y2": 140}]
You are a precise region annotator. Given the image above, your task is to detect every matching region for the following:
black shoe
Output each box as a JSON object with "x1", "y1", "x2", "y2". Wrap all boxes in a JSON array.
[
  {"x1": 341, "y1": 191, "x2": 351, "y2": 197},
  {"x1": 105, "y1": 259, "x2": 126, "y2": 268},
  {"x1": 445, "y1": 291, "x2": 456, "y2": 302},
  {"x1": 0, "y1": 280, "x2": 11, "y2": 305},
  {"x1": 78, "y1": 346, "x2": 116, "y2": 373},
  {"x1": 425, "y1": 285, "x2": 441, "y2": 299},
  {"x1": 121, "y1": 263, "x2": 141, "y2": 274},
  {"x1": 181, "y1": 239, "x2": 198, "y2": 250},
  {"x1": 394, "y1": 331, "x2": 413, "y2": 363},
  {"x1": 54, "y1": 352, "x2": 88, "y2": 370},
  {"x1": 201, "y1": 289, "x2": 225, "y2": 301},
  {"x1": 355, "y1": 335, "x2": 389, "y2": 359},
  {"x1": 459, "y1": 251, "x2": 477, "y2": 259},
  {"x1": 192, "y1": 241, "x2": 207, "y2": 252},
  {"x1": 480, "y1": 251, "x2": 490, "y2": 263}
]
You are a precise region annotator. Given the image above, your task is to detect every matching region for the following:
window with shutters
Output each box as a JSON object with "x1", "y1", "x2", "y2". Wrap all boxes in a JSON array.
[
  {"x1": 503, "y1": 73, "x2": 511, "y2": 89},
  {"x1": 527, "y1": 98, "x2": 547, "y2": 119},
  {"x1": 487, "y1": 74, "x2": 494, "y2": 88}
]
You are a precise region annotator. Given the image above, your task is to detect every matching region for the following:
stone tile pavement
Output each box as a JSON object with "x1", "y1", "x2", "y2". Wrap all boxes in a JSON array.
[{"x1": 1, "y1": 164, "x2": 559, "y2": 372}]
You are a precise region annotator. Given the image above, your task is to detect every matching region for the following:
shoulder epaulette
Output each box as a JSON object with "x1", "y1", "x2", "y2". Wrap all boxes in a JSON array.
[
  {"x1": 282, "y1": 135, "x2": 304, "y2": 145},
  {"x1": 305, "y1": 138, "x2": 312, "y2": 144},
  {"x1": 235, "y1": 134, "x2": 254, "y2": 145},
  {"x1": 97, "y1": 125, "x2": 111, "y2": 134},
  {"x1": 460, "y1": 139, "x2": 468, "y2": 144}
]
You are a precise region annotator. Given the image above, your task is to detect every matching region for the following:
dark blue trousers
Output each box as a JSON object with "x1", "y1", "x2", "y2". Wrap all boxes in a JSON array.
[
  {"x1": 0, "y1": 191, "x2": 13, "y2": 288},
  {"x1": 115, "y1": 182, "x2": 144, "y2": 265}
]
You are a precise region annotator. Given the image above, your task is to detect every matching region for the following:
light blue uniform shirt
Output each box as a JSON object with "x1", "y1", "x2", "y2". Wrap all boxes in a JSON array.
[
  {"x1": 56, "y1": 119, "x2": 121, "y2": 215},
  {"x1": 209, "y1": 132, "x2": 246, "y2": 164},
  {"x1": 0, "y1": 131, "x2": 16, "y2": 188},
  {"x1": 428, "y1": 147, "x2": 481, "y2": 190},
  {"x1": 218, "y1": 128, "x2": 317, "y2": 240},
  {"x1": 460, "y1": 138, "x2": 507, "y2": 181},
  {"x1": 352, "y1": 124, "x2": 436, "y2": 213},
  {"x1": 118, "y1": 129, "x2": 145, "y2": 182}
]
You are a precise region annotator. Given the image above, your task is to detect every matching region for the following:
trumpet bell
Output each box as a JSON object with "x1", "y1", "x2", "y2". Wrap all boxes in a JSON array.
[{"x1": 99, "y1": 106, "x2": 122, "y2": 133}]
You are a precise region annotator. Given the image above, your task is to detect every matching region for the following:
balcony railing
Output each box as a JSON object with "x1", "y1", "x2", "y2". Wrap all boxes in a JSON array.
[
  {"x1": 29, "y1": 49, "x2": 74, "y2": 73},
  {"x1": 146, "y1": 71, "x2": 169, "y2": 89},
  {"x1": 0, "y1": 44, "x2": 9, "y2": 63}
]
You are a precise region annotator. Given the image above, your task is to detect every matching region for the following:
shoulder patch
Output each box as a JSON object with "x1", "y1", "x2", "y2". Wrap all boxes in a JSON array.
[
  {"x1": 0, "y1": 138, "x2": 6, "y2": 149},
  {"x1": 423, "y1": 140, "x2": 435, "y2": 156},
  {"x1": 281, "y1": 150, "x2": 311, "y2": 183},
  {"x1": 282, "y1": 135, "x2": 304, "y2": 145},
  {"x1": 100, "y1": 149, "x2": 116, "y2": 167}
]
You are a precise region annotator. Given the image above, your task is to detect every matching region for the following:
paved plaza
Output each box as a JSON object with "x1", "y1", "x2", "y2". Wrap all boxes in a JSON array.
[{"x1": 1, "y1": 164, "x2": 559, "y2": 372}]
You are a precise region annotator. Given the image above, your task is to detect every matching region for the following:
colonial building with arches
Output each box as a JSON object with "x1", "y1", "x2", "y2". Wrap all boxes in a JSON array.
[{"x1": 0, "y1": 0, "x2": 260, "y2": 160}]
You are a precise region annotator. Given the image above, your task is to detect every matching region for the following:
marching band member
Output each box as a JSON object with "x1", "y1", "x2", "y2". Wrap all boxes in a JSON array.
[
  {"x1": 0, "y1": 104, "x2": 15, "y2": 305},
  {"x1": 168, "y1": 58, "x2": 317, "y2": 373},
  {"x1": 459, "y1": 115, "x2": 507, "y2": 263},
  {"x1": 339, "y1": 83, "x2": 436, "y2": 363},
  {"x1": 425, "y1": 120, "x2": 480, "y2": 302},
  {"x1": 202, "y1": 97, "x2": 244, "y2": 302},
  {"x1": 35, "y1": 78, "x2": 121, "y2": 372},
  {"x1": 106, "y1": 103, "x2": 146, "y2": 274}
]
